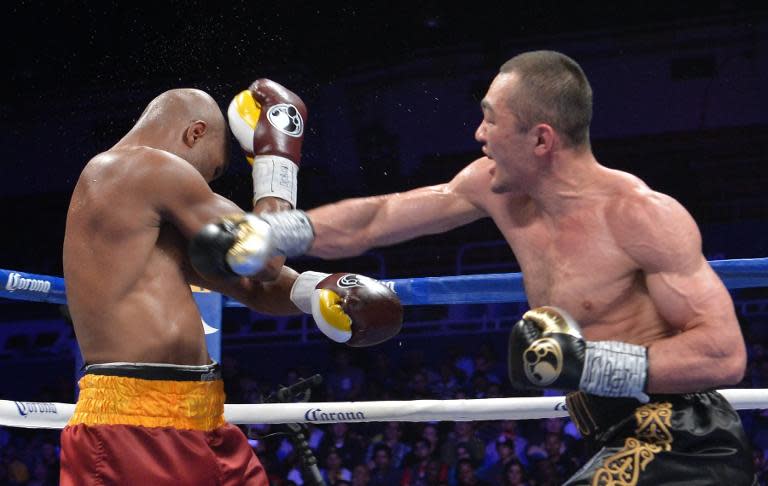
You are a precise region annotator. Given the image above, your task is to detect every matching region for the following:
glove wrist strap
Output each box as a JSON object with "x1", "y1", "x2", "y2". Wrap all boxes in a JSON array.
[
  {"x1": 252, "y1": 155, "x2": 298, "y2": 208},
  {"x1": 259, "y1": 210, "x2": 314, "y2": 258},
  {"x1": 579, "y1": 341, "x2": 649, "y2": 402},
  {"x1": 290, "y1": 271, "x2": 330, "y2": 314}
]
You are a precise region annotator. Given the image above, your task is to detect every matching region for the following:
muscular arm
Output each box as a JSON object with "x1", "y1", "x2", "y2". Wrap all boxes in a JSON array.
[
  {"x1": 307, "y1": 158, "x2": 490, "y2": 258},
  {"x1": 186, "y1": 263, "x2": 301, "y2": 316},
  {"x1": 145, "y1": 151, "x2": 301, "y2": 314},
  {"x1": 612, "y1": 191, "x2": 746, "y2": 392},
  {"x1": 144, "y1": 151, "x2": 245, "y2": 238}
]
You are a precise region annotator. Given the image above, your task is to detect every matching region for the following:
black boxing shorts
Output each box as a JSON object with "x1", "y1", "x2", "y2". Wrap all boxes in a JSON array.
[{"x1": 563, "y1": 390, "x2": 756, "y2": 485}]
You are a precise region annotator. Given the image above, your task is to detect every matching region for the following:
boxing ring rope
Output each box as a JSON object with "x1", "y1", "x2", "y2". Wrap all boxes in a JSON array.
[
  {"x1": 4, "y1": 258, "x2": 767, "y2": 307},
  {"x1": 3, "y1": 388, "x2": 768, "y2": 430},
  {"x1": 1, "y1": 257, "x2": 767, "y2": 429}
]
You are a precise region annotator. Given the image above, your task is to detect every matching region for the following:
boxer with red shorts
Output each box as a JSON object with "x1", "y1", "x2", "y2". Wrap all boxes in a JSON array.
[
  {"x1": 61, "y1": 83, "x2": 401, "y2": 484},
  {"x1": 60, "y1": 363, "x2": 266, "y2": 485}
]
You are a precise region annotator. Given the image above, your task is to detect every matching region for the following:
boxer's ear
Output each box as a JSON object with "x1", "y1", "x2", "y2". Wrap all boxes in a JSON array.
[
  {"x1": 532, "y1": 123, "x2": 555, "y2": 156},
  {"x1": 183, "y1": 120, "x2": 208, "y2": 147}
]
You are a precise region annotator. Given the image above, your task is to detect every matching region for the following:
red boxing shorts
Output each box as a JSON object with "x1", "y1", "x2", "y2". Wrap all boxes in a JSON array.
[{"x1": 60, "y1": 362, "x2": 267, "y2": 486}]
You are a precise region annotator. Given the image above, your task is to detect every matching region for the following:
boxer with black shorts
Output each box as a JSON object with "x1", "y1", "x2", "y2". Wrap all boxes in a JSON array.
[{"x1": 254, "y1": 51, "x2": 756, "y2": 484}]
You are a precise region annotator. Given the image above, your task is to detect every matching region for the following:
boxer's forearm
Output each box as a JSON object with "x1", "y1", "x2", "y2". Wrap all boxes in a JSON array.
[
  {"x1": 307, "y1": 186, "x2": 484, "y2": 259},
  {"x1": 646, "y1": 320, "x2": 746, "y2": 393},
  {"x1": 191, "y1": 266, "x2": 301, "y2": 315},
  {"x1": 307, "y1": 195, "x2": 389, "y2": 258},
  {"x1": 240, "y1": 266, "x2": 302, "y2": 315}
]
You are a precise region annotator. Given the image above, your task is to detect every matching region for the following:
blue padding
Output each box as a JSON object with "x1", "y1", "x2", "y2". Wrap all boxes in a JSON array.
[
  {"x1": 0, "y1": 269, "x2": 66, "y2": 304},
  {"x1": 711, "y1": 258, "x2": 768, "y2": 290},
  {"x1": 384, "y1": 273, "x2": 527, "y2": 305},
  {"x1": 3, "y1": 257, "x2": 768, "y2": 307}
]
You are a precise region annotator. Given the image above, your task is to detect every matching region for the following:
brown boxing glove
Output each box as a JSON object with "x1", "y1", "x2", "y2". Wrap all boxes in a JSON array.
[
  {"x1": 290, "y1": 272, "x2": 403, "y2": 347},
  {"x1": 228, "y1": 79, "x2": 307, "y2": 208},
  {"x1": 249, "y1": 79, "x2": 307, "y2": 163}
]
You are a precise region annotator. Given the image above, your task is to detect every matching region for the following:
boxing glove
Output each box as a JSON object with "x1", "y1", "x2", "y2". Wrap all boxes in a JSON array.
[
  {"x1": 188, "y1": 210, "x2": 314, "y2": 278},
  {"x1": 290, "y1": 272, "x2": 403, "y2": 347},
  {"x1": 508, "y1": 306, "x2": 649, "y2": 401},
  {"x1": 228, "y1": 79, "x2": 307, "y2": 208}
]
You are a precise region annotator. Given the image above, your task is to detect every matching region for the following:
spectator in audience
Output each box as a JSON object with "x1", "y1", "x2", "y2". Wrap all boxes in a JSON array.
[
  {"x1": 351, "y1": 463, "x2": 371, "y2": 486},
  {"x1": 455, "y1": 458, "x2": 490, "y2": 486},
  {"x1": 366, "y1": 421, "x2": 412, "y2": 469},
  {"x1": 421, "y1": 423, "x2": 442, "y2": 456},
  {"x1": 319, "y1": 422, "x2": 366, "y2": 468},
  {"x1": 441, "y1": 422, "x2": 485, "y2": 467},
  {"x1": 478, "y1": 437, "x2": 520, "y2": 485},
  {"x1": 529, "y1": 457, "x2": 561, "y2": 486},
  {"x1": 321, "y1": 448, "x2": 352, "y2": 485},
  {"x1": 528, "y1": 418, "x2": 564, "y2": 445},
  {"x1": 369, "y1": 443, "x2": 404, "y2": 486},
  {"x1": 446, "y1": 442, "x2": 475, "y2": 485},
  {"x1": 542, "y1": 432, "x2": 580, "y2": 479},
  {"x1": 402, "y1": 438, "x2": 449, "y2": 486},
  {"x1": 432, "y1": 361, "x2": 464, "y2": 399},
  {"x1": 501, "y1": 460, "x2": 529, "y2": 486},
  {"x1": 483, "y1": 420, "x2": 528, "y2": 469},
  {"x1": 425, "y1": 458, "x2": 451, "y2": 486}
]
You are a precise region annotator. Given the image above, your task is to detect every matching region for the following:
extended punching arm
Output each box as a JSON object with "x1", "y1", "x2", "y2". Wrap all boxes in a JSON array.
[{"x1": 188, "y1": 211, "x2": 314, "y2": 278}]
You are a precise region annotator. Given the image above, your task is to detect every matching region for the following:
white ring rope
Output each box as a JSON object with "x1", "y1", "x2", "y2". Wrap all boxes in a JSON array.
[{"x1": 3, "y1": 388, "x2": 767, "y2": 429}]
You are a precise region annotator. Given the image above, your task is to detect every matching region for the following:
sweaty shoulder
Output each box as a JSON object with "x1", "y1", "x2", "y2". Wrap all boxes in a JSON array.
[
  {"x1": 82, "y1": 146, "x2": 197, "y2": 185},
  {"x1": 605, "y1": 171, "x2": 702, "y2": 273},
  {"x1": 449, "y1": 157, "x2": 498, "y2": 207},
  {"x1": 82, "y1": 146, "x2": 210, "y2": 220},
  {"x1": 123, "y1": 146, "x2": 200, "y2": 182}
]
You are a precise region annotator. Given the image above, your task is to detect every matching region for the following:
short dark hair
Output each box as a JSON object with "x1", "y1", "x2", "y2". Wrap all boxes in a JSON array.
[{"x1": 499, "y1": 50, "x2": 592, "y2": 148}]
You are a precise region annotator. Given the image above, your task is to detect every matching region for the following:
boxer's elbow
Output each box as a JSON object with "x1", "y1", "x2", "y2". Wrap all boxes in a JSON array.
[
  {"x1": 706, "y1": 334, "x2": 747, "y2": 386},
  {"x1": 719, "y1": 345, "x2": 747, "y2": 385}
]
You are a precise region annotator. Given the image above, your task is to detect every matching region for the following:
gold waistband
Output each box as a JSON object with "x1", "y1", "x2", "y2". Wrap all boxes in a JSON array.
[{"x1": 68, "y1": 373, "x2": 226, "y2": 431}]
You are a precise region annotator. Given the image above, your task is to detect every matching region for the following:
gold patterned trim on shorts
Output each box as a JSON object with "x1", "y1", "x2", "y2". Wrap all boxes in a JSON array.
[
  {"x1": 591, "y1": 401, "x2": 673, "y2": 486},
  {"x1": 566, "y1": 392, "x2": 598, "y2": 436},
  {"x1": 68, "y1": 373, "x2": 226, "y2": 431}
]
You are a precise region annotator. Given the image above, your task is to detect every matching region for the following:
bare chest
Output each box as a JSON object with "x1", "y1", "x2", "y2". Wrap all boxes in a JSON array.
[{"x1": 497, "y1": 212, "x2": 641, "y2": 324}]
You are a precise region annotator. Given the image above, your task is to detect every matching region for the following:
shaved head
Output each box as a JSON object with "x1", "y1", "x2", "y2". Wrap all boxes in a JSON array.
[
  {"x1": 123, "y1": 88, "x2": 229, "y2": 181},
  {"x1": 136, "y1": 88, "x2": 225, "y2": 134}
]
